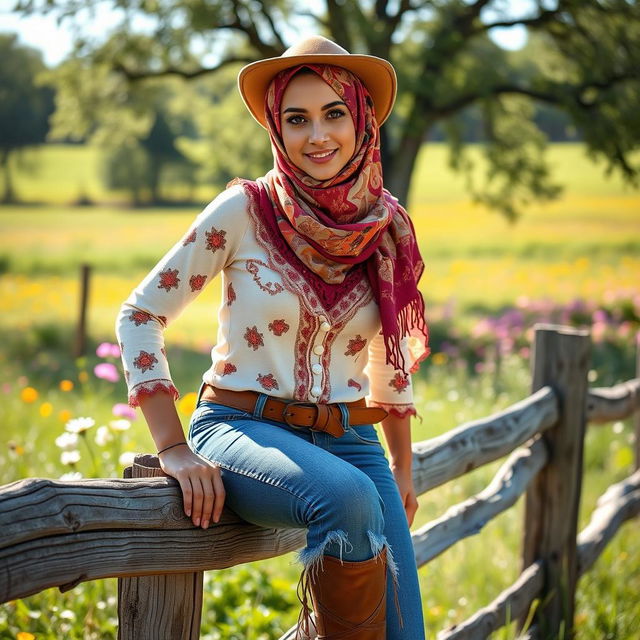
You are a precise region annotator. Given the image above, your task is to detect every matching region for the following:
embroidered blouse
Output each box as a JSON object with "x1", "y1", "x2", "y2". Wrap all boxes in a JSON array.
[{"x1": 116, "y1": 183, "x2": 417, "y2": 417}]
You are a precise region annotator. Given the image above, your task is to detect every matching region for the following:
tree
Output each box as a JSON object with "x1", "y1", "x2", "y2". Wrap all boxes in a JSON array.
[
  {"x1": 0, "y1": 34, "x2": 54, "y2": 203},
  {"x1": 15, "y1": 0, "x2": 640, "y2": 218}
]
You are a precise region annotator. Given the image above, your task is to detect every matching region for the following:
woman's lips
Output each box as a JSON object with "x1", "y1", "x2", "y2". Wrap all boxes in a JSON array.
[{"x1": 305, "y1": 149, "x2": 338, "y2": 164}]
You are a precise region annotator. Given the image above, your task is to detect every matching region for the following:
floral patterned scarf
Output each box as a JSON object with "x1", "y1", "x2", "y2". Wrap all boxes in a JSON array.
[{"x1": 245, "y1": 63, "x2": 429, "y2": 374}]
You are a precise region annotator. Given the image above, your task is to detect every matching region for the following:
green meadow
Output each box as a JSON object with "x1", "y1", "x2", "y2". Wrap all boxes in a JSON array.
[{"x1": 0, "y1": 143, "x2": 638, "y2": 638}]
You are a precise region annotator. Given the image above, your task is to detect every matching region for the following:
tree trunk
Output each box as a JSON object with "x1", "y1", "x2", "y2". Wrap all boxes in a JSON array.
[
  {"x1": 1, "y1": 149, "x2": 16, "y2": 204},
  {"x1": 385, "y1": 122, "x2": 430, "y2": 208}
]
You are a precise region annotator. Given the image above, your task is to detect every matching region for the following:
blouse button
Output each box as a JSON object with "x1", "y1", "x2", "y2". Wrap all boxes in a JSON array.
[
  {"x1": 312, "y1": 363, "x2": 322, "y2": 375},
  {"x1": 313, "y1": 345, "x2": 324, "y2": 355},
  {"x1": 310, "y1": 386, "x2": 321, "y2": 397},
  {"x1": 319, "y1": 322, "x2": 331, "y2": 333}
]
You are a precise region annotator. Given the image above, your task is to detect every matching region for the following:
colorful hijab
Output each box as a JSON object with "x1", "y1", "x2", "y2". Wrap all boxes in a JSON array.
[{"x1": 241, "y1": 63, "x2": 429, "y2": 374}]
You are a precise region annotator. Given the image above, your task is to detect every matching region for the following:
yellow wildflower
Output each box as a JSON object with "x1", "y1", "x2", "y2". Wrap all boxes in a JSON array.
[
  {"x1": 178, "y1": 392, "x2": 198, "y2": 416},
  {"x1": 20, "y1": 387, "x2": 38, "y2": 403},
  {"x1": 39, "y1": 402, "x2": 53, "y2": 417},
  {"x1": 58, "y1": 409, "x2": 73, "y2": 424},
  {"x1": 431, "y1": 352, "x2": 448, "y2": 366},
  {"x1": 59, "y1": 379, "x2": 74, "y2": 392},
  {"x1": 17, "y1": 632, "x2": 36, "y2": 640}
]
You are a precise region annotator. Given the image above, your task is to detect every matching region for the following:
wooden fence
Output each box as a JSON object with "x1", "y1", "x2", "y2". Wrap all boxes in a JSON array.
[{"x1": 1, "y1": 324, "x2": 639, "y2": 639}]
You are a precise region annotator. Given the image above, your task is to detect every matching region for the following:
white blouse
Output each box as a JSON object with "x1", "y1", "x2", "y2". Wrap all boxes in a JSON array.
[{"x1": 116, "y1": 183, "x2": 416, "y2": 417}]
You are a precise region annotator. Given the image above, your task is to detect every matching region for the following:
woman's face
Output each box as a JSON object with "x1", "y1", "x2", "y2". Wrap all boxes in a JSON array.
[{"x1": 279, "y1": 72, "x2": 356, "y2": 181}]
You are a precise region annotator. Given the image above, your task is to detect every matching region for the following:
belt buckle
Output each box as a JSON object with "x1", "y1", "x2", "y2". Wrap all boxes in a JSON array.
[{"x1": 282, "y1": 401, "x2": 318, "y2": 430}]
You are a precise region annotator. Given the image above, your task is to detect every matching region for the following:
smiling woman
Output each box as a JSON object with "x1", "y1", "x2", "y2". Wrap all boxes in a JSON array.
[
  {"x1": 115, "y1": 35, "x2": 430, "y2": 640},
  {"x1": 279, "y1": 71, "x2": 356, "y2": 181}
]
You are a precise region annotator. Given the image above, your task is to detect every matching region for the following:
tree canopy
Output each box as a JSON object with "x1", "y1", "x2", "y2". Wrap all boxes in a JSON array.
[
  {"x1": 0, "y1": 34, "x2": 54, "y2": 202},
  {"x1": 13, "y1": 0, "x2": 640, "y2": 217}
]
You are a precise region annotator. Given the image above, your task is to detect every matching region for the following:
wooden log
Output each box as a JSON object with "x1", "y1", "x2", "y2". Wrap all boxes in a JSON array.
[
  {"x1": 576, "y1": 469, "x2": 640, "y2": 576},
  {"x1": 412, "y1": 386, "x2": 558, "y2": 495},
  {"x1": 586, "y1": 379, "x2": 640, "y2": 424},
  {"x1": 436, "y1": 561, "x2": 544, "y2": 640},
  {"x1": 0, "y1": 476, "x2": 197, "y2": 549},
  {"x1": 413, "y1": 439, "x2": 548, "y2": 567},
  {"x1": 118, "y1": 455, "x2": 203, "y2": 640},
  {"x1": 0, "y1": 461, "x2": 306, "y2": 603},
  {"x1": 520, "y1": 324, "x2": 591, "y2": 639}
]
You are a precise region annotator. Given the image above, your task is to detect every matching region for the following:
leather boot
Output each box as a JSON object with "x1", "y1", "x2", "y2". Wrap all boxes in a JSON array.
[{"x1": 296, "y1": 547, "x2": 389, "y2": 639}]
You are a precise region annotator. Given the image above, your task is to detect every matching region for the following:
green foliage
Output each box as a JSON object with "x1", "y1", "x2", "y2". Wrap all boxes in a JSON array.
[
  {"x1": 0, "y1": 33, "x2": 54, "y2": 202},
  {"x1": 11, "y1": 0, "x2": 640, "y2": 215}
]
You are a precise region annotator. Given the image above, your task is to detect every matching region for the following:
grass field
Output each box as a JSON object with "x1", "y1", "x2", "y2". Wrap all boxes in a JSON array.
[{"x1": 0, "y1": 142, "x2": 639, "y2": 639}]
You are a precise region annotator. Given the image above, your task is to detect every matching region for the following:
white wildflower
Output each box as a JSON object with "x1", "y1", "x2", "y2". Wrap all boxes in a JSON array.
[
  {"x1": 109, "y1": 419, "x2": 132, "y2": 431},
  {"x1": 59, "y1": 609, "x2": 76, "y2": 620},
  {"x1": 95, "y1": 425, "x2": 113, "y2": 446},
  {"x1": 65, "y1": 417, "x2": 95, "y2": 434},
  {"x1": 61, "y1": 450, "x2": 81, "y2": 465},
  {"x1": 119, "y1": 451, "x2": 136, "y2": 466},
  {"x1": 60, "y1": 471, "x2": 83, "y2": 481},
  {"x1": 55, "y1": 432, "x2": 79, "y2": 451}
]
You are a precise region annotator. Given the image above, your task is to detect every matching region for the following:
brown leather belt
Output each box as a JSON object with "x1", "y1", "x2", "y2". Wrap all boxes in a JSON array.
[{"x1": 200, "y1": 384, "x2": 388, "y2": 438}]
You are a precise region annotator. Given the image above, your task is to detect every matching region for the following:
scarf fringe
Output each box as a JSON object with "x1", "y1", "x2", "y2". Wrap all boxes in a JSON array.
[{"x1": 384, "y1": 293, "x2": 431, "y2": 375}]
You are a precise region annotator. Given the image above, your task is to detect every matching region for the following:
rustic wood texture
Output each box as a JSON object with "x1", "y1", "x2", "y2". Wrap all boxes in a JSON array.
[
  {"x1": 634, "y1": 338, "x2": 640, "y2": 471},
  {"x1": 412, "y1": 385, "x2": 558, "y2": 495},
  {"x1": 0, "y1": 462, "x2": 306, "y2": 602},
  {"x1": 413, "y1": 439, "x2": 548, "y2": 567},
  {"x1": 436, "y1": 561, "x2": 544, "y2": 640},
  {"x1": 586, "y1": 379, "x2": 640, "y2": 424},
  {"x1": 118, "y1": 455, "x2": 203, "y2": 640},
  {"x1": 576, "y1": 469, "x2": 640, "y2": 576},
  {"x1": 520, "y1": 324, "x2": 591, "y2": 639}
]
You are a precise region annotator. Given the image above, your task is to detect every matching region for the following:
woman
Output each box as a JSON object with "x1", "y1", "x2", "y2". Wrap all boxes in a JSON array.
[{"x1": 116, "y1": 35, "x2": 429, "y2": 639}]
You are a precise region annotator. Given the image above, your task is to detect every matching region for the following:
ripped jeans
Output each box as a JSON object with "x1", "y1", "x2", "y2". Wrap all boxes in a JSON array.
[{"x1": 188, "y1": 395, "x2": 426, "y2": 639}]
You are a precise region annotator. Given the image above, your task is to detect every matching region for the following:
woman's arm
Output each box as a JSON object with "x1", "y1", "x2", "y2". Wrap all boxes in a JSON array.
[
  {"x1": 139, "y1": 391, "x2": 225, "y2": 530},
  {"x1": 380, "y1": 412, "x2": 419, "y2": 527}
]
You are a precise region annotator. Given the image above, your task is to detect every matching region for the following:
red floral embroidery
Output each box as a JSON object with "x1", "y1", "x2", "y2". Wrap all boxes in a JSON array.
[
  {"x1": 158, "y1": 268, "x2": 180, "y2": 292},
  {"x1": 189, "y1": 274, "x2": 207, "y2": 291},
  {"x1": 183, "y1": 229, "x2": 197, "y2": 246},
  {"x1": 133, "y1": 350, "x2": 158, "y2": 373},
  {"x1": 158, "y1": 315, "x2": 167, "y2": 325},
  {"x1": 257, "y1": 373, "x2": 279, "y2": 391},
  {"x1": 244, "y1": 326, "x2": 264, "y2": 350},
  {"x1": 222, "y1": 363, "x2": 237, "y2": 376},
  {"x1": 268, "y1": 319, "x2": 290, "y2": 336},
  {"x1": 129, "y1": 310, "x2": 151, "y2": 326},
  {"x1": 348, "y1": 378, "x2": 362, "y2": 392},
  {"x1": 345, "y1": 335, "x2": 367, "y2": 357},
  {"x1": 205, "y1": 227, "x2": 227, "y2": 252},
  {"x1": 227, "y1": 282, "x2": 236, "y2": 306},
  {"x1": 389, "y1": 373, "x2": 409, "y2": 394}
]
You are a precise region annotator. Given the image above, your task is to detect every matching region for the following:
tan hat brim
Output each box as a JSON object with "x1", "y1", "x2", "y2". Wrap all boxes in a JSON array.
[{"x1": 238, "y1": 53, "x2": 397, "y2": 128}]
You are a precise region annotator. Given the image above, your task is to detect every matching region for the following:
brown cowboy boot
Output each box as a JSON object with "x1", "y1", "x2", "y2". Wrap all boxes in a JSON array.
[{"x1": 296, "y1": 547, "x2": 389, "y2": 639}]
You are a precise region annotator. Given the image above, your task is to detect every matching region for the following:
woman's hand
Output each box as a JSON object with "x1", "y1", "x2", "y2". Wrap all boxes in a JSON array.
[
  {"x1": 158, "y1": 445, "x2": 225, "y2": 529},
  {"x1": 390, "y1": 465, "x2": 419, "y2": 527}
]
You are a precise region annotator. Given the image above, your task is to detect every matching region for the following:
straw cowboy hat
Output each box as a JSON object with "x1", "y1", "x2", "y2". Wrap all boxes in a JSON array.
[{"x1": 238, "y1": 35, "x2": 397, "y2": 128}]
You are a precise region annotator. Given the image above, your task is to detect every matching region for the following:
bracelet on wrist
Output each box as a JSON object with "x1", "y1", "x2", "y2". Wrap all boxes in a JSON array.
[{"x1": 157, "y1": 441, "x2": 188, "y2": 456}]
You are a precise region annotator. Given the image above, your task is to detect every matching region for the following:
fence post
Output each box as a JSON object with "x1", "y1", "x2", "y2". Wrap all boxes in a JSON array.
[
  {"x1": 118, "y1": 454, "x2": 203, "y2": 640},
  {"x1": 519, "y1": 324, "x2": 591, "y2": 639},
  {"x1": 74, "y1": 263, "x2": 91, "y2": 358},
  {"x1": 635, "y1": 332, "x2": 639, "y2": 472}
]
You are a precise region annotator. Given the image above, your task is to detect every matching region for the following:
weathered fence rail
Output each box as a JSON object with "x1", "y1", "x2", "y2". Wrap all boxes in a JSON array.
[{"x1": 1, "y1": 324, "x2": 639, "y2": 640}]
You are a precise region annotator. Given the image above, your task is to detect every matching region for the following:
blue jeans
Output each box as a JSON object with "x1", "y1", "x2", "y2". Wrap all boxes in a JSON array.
[{"x1": 188, "y1": 395, "x2": 426, "y2": 639}]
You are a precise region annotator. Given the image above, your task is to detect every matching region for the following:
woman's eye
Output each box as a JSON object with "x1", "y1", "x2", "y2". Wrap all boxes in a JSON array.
[
  {"x1": 286, "y1": 115, "x2": 305, "y2": 125},
  {"x1": 327, "y1": 109, "x2": 346, "y2": 119}
]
